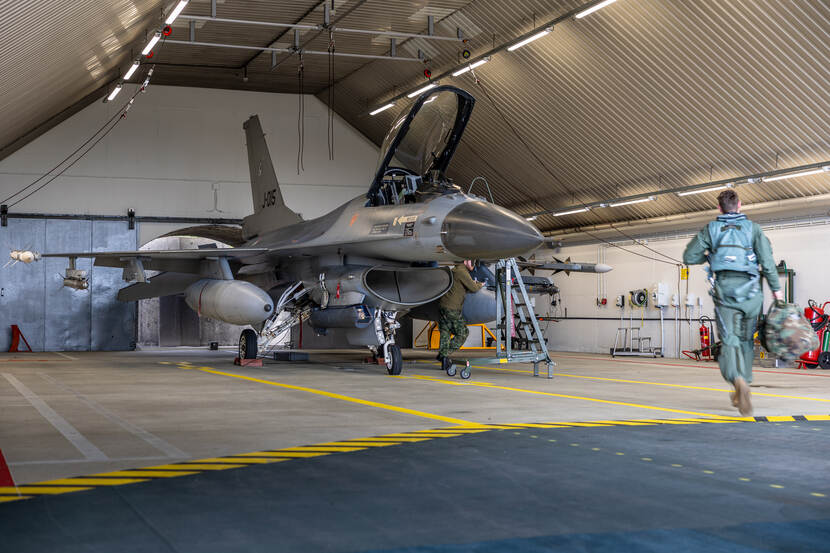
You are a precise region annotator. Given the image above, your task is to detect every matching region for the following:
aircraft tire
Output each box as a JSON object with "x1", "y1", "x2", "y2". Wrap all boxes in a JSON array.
[
  {"x1": 239, "y1": 328, "x2": 258, "y2": 359},
  {"x1": 446, "y1": 363, "x2": 457, "y2": 377},
  {"x1": 386, "y1": 344, "x2": 403, "y2": 375}
]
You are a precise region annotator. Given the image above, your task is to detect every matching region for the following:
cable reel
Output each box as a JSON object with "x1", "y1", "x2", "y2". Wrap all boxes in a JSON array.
[{"x1": 629, "y1": 289, "x2": 648, "y2": 308}]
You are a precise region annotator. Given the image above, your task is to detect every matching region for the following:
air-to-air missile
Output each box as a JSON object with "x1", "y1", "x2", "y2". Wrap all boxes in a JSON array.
[
  {"x1": 8, "y1": 86, "x2": 546, "y2": 376},
  {"x1": 518, "y1": 256, "x2": 613, "y2": 275}
]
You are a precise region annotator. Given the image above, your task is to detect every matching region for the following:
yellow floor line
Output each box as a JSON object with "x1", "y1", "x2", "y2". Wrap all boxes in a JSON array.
[
  {"x1": 342, "y1": 437, "x2": 431, "y2": 442},
  {"x1": 37, "y1": 478, "x2": 149, "y2": 486},
  {"x1": 0, "y1": 496, "x2": 30, "y2": 502},
  {"x1": 145, "y1": 463, "x2": 248, "y2": 470},
  {"x1": 278, "y1": 446, "x2": 368, "y2": 452},
  {"x1": 805, "y1": 415, "x2": 830, "y2": 421},
  {"x1": 190, "y1": 457, "x2": 286, "y2": 464},
  {"x1": 260, "y1": 452, "x2": 331, "y2": 458},
  {"x1": 406, "y1": 375, "x2": 732, "y2": 419},
  {"x1": 92, "y1": 470, "x2": 200, "y2": 478},
  {"x1": 317, "y1": 441, "x2": 400, "y2": 447},
  {"x1": 420, "y1": 360, "x2": 830, "y2": 404},
  {"x1": 0, "y1": 486, "x2": 92, "y2": 494},
  {"x1": 192, "y1": 366, "x2": 478, "y2": 427}
]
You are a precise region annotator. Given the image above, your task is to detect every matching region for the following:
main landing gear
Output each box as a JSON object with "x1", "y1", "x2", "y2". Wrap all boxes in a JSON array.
[
  {"x1": 385, "y1": 343, "x2": 403, "y2": 375},
  {"x1": 239, "y1": 328, "x2": 258, "y2": 359}
]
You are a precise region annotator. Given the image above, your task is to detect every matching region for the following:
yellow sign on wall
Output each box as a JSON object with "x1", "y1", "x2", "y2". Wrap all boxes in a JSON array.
[{"x1": 680, "y1": 267, "x2": 689, "y2": 280}]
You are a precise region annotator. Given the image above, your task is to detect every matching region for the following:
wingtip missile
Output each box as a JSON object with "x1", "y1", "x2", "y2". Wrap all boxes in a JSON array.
[
  {"x1": 517, "y1": 259, "x2": 614, "y2": 274},
  {"x1": 9, "y1": 250, "x2": 41, "y2": 264}
]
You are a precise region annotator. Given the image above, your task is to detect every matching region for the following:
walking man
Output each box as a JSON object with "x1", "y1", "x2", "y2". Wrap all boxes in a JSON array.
[
  {"x1": 683, "y1": 189, "x2": 783, "y2": 415},
  {"x1": 437, "y1": 260, "x2": 484, "y2": 369}
]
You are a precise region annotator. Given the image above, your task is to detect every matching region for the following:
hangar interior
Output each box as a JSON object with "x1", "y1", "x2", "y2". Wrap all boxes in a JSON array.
[{"x1": 1, "y1": 1, "x2": 829, "y2": 552}]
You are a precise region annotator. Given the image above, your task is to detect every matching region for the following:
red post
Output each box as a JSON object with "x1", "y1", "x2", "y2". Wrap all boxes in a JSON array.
[
  {"x1": 8, "y1": 325, "x2": 32, "y2": 353},
  {"x1": 0, "y1": 449, "x2": 15, "y2": 487}
]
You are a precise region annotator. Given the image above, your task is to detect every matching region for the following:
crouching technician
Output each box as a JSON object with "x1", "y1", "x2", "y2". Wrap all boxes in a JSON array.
[
  {"x1": 683, "y1": 189, "x2": 783, "y2": 415},
  {"x1": 437, "y1": 260, "x2": 484, "y2": 370}
]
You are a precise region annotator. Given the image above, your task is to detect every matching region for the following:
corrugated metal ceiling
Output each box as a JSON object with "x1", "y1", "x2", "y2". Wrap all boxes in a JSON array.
[{"x1": 1, "y1": 0, "x2": 828, "y2": 234}]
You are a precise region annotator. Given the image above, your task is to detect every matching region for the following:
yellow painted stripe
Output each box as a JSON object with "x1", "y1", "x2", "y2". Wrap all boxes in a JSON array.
[
  {"x1": 380, "y1": 433, "x2": 460, "y2": 438},
  {"x1": 277, "y1": 446, "x2": 367, "y2": 452},
  {"x1": 589, "y1": 420, "x2": 657, "y2": 426},
  {"x1": 416, "y1": 377, "x2": 732, "y2": 419},
  {"x1": 489, "y1": 423, "x2": 570, "y2": 428},
  {"x1": 92, "y1": 470, "x2": 200, "y2": 478},
  {"x1": 0, "y1": 496, "x2": 30, "y2": 502},
  {"x1": 0, "y1": 486, "x2": 92, "y2": 494},
  {"x1": 145, "y1": 463, "x2": 247, "y2": 470},
  {"x1": 317, "y1": 441, "x2": 400, "y2": 447},
  {"x1": 805, "y1": 415, "x2": 830, "y2": 421},
  {"x1": 626, "y1": 419, "x2": 701, "y2": 425},
  {"x1": 260, "y1": 452, "x2": 330, "y2": 458},
  {"x1": 664, "y1": 418, "x2": 742, "y2": 424},
  {"x1": 343, "y1": 436, "x2": 431, "y2": 442},
  {"x1": 37, "y1": 478, "x2": 148, "y2": 486},
  {"x1": 190, "y1": 457, "x2": 287, "y2": 464},
  {"x1": 764, "y1": 416, "x2": 797, "y2": 422},
  {"x1": 459, "y1": 362, "x2": 830, "y2": 404},
  {"x1": 410, "y1": 429, "x2": 491, "y2": 434},
  {"x1": 545, "y1": 422, "x2": 614, "y2": 427},
  {"x1": 193, "y1": 366, "x2": 476, "y2": 426}
]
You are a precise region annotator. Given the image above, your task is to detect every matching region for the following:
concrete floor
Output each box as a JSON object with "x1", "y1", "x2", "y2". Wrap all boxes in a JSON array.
[{"x1": 2, "y1": 347, "x2": 829, "y2": 485}]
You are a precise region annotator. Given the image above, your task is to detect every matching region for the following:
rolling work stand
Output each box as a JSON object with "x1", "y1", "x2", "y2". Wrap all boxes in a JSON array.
[{"x1": 478, "y1": 258, "x2": 555, "y2": 378}]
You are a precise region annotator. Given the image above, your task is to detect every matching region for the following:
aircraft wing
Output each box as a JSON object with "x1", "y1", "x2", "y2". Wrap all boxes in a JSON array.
[{"x1": 29, "y1": 248, "x2": 269, "y2": 275}]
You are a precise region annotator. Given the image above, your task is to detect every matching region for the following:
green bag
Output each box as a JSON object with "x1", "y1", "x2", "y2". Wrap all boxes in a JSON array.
[{"x1": 760, "y1": 301, "x2": 819, "y2": 361}]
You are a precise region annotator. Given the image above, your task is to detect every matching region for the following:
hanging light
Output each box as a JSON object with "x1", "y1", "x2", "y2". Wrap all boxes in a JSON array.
[
  {"x1": 407, "y1": 83, "x2": 437, "y2": 98},
  {"x1": 676, "y1": 183, "x2": 733, "y2": 197},
  {"x1": 165, "y1": 0, "x2": 189, "y2": 25},
  {"x1": 609, "y1": 196, "x2": 655, "y2": 207},
  {"x1": 575, "y1": 0, "x2": 618, "y2": 19},
  {"x1": 762, "y1": 167, "x2": 830, "y2": 182},
  {"x1": 369, "y1": 103, "x2": 395, "y2": 116},
  {"x1": 553, "y1": 207, "x2": 589, "y2": 216},
  {"x1": 507, "y1": 27, "x2": 552, "y2": 52},
  {"x1": 452, "y1": 58, "x2": 490, "y2": 77},
  {"x1": 142, "y1": 32, "x2": 162, "y2": 56},
  {"x1": 123, "y1": 60, "x2": 140, "y2": 81},
  {"x1": 107, "y1": 83, "x2": 123, "y2": 102},
  {"x1": 525, "y1": 215, "x2": 538, "y2": 221}
]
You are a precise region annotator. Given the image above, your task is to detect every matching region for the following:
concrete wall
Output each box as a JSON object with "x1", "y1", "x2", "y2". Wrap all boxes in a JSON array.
[
  {"x1": 0, "y1": 85, "x2": 380, "y2": 246},
  {"x1": 544, "y1": 221, "x2": 829, "y2": 357}
]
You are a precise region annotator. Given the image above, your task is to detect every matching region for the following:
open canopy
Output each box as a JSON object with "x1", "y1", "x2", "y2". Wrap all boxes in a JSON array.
[{"x1": 369, "y1": 86, "x2": 475, "y2": 197}]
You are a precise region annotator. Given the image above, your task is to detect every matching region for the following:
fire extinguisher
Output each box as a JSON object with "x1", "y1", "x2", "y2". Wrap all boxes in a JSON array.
[{"x1": 699, "y1": 316, "x2": 713, "y2": 359}]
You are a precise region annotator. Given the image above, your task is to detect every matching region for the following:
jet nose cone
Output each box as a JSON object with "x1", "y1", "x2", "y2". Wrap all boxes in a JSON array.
[
  {"x1": 442, "y1": 201, "x2": 544, "y2": 259},
  {"x1": 595, "y1": 263, "x2": 613, "y2": 273}
]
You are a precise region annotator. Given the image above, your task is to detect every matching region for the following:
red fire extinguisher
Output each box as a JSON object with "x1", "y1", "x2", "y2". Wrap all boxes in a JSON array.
[{"x1": 699, "y1": 322, "x2": 710, "y2": 356}]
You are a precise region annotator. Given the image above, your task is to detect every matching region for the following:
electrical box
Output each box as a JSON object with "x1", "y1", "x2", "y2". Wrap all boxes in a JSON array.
[
  {"x1": 615, "y1": 294, "x2": 625, "y2": 307},
  {"x1": 651, "y1": 282, "x2": 669, "y2": 308},
  {"x1": 671, "y1": 294, "x2": 679, "y2": 307},
  {"x1": 685, "y1": 293, "x2": 696, "y2": 307}
]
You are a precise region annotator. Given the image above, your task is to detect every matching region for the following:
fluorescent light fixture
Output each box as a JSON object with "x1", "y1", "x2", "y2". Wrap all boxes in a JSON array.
[
  {"x1": 107, "y1": 83, "x2": 123, "y2": 102},
  {"x1": 746, "y1": 177, "x2": 760, "y2": 184},
  {"x1": 123, "y1": 60, "x2": 140, "y2": 80},
  {"x1": 369, "y1": 103, "x2": 395, "y2": 116},
  {"x1": 165, "y1": 0, "x2": 189, "y2": 24},
  {"x1": 609, "y1": 196, "x2": 656, "y2": 207},
  {"x1": 507, "y1": 27, "x2": 552, "y2": 51},
  {"x1": 452, "y1": 58, "x2": 490, "y2": 77},
  {"x1": 553, "y1": 207, "x2": 589, "y2": 216},
  {"x1": 762, "y1": 168, "x2": 826, "y2": 182},
  {"x1": 407, "y1": 83, "x2": 437, "y2": 98},
  {"x1": 142, "y1": 32, "x2": 162, "y2": 55},
  {"x1": 525, "y1": 215, "x2": 538, "y2": 221},
  {"x1": 575, "y1": 0, "x2": 618, "y2": 19},
  {"x1": 677, "y1": 183, "x2": 733, "y2": 197}
]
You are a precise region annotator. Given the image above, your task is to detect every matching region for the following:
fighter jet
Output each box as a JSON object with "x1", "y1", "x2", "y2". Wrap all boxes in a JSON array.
[{"x1": 10, "y1": 86, "x2": 544, "y2": 375}]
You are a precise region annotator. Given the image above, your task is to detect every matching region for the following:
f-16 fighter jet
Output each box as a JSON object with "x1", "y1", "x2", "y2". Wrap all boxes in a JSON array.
[{"x1": 11, "y1": 86, "x2": 546, "y2": 375}]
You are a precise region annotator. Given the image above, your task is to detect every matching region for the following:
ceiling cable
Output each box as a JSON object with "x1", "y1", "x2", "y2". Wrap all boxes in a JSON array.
[
  {"x1": 296, "y1": 53, "x2": 305, "y2": 174},
  {"x1": 327, "y1": 30, "x2": 335, "y2": 161}
]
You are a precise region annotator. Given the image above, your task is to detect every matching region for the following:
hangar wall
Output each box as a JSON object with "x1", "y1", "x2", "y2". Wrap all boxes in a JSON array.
[
  {"x1": 545, "y1": 220, "x2": 830, "y2": 358},
  {"x1": 0, "y1": 85, "x2": 380, "y2": 245}
]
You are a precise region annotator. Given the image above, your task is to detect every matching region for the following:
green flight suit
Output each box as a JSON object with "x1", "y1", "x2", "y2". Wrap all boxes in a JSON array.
[
  {"x1": 683, "y1": 215, "x2": 781, "y2": 384},
  {"x1": 438, "y1": 265, "x2": 484, "y2": 357}
]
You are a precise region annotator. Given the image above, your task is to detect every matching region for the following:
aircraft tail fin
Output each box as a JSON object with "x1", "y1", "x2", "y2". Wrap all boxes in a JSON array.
[{"x1": 242, "y1": 115, "x2": 302, "y2": 239}]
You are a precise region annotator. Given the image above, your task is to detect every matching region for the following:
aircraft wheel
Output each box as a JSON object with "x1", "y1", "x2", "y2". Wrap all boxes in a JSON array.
[
  {"x1": 460, "y1": 362, "x2": 471, "y2": 380},
  {"x1": 239, "y1": 329, "x2": 258, "y2": 359},
  {"x1": 386, "y1": 344, "x2": 403, "y2": 375},
  {"x1": 446, "y1": 363, "x2": 457, "y2": 377},
  {"x1": 819, "y1": 351, "x2": 830, "y2": 370}
]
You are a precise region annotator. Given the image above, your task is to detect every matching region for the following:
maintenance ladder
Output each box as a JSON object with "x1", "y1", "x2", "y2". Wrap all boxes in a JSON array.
[{"x1": 479, "y1": 258, "x2": 555, "y2": 378}]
